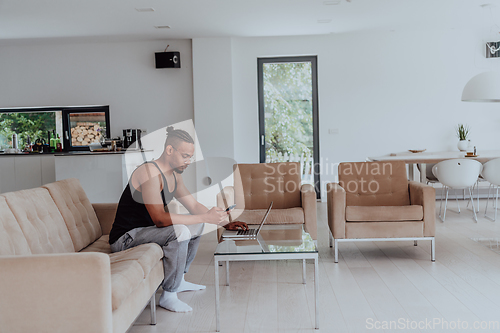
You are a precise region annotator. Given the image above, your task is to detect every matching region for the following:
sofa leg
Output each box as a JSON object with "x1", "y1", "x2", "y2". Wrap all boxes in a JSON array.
[
  {"x1": 334, "y1": 239, "x2": 339, "y2": 263},
  {"x1": 329, "y1": 232, "x2": 333, "y2": 248},
  {"x1": 150, "y1": 293, "x2": 157, "y2": 325},
  {"x1": 414, "y1": 240, "x2": 417, "y2": 246}
]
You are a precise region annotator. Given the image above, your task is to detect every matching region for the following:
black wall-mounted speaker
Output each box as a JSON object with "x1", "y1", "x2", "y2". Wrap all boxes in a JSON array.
[{"x1": 155, "y1": 52, "x2": 181, "y2": 68}]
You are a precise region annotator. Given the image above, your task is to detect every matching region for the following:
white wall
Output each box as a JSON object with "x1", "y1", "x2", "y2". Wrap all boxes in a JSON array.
[
  {"x1": 0, "y1": 39, "x2": 194, "y2": 137},
  {"x1": 227, "y1": 29, "x2": 500, "y2": 199},
  {"x1": 192, "y1": 38, "x2": 236, "y2": 206}
]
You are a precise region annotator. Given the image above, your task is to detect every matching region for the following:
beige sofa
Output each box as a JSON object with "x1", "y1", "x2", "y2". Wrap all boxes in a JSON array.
[
  {"x1": 0, "y1": 178, "x2": 164, "y2": 333},
  {"x1": 327, "y1": 161, "x2": 436, "y2": 263},
  {"x1": 216, "y1": 162, "x2": 317, "y2": 241}
]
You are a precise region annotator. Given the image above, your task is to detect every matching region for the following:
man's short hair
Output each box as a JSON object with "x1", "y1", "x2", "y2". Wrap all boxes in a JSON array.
[{"x1": 164, "y1": 126, "x2": 194, "y2": 150}]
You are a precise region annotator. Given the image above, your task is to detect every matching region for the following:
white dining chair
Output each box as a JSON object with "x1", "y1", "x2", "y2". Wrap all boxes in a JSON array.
[
  {"x1": 481, "y1": 158, "x2": 500, "y2": 221},
  {"x1": 432, "y1": 159, "x2": 483, "y2": 222}
]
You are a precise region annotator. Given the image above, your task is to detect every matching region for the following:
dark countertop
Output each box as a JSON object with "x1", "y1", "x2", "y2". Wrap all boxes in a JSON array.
[{"x1": 0, "y1": 149, "x2": 148, "y2": 157}]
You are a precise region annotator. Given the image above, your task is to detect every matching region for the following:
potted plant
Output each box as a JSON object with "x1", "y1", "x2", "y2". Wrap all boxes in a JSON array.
[{"x1": 456, "y1": 124, "x2": 470, "y2": 151}]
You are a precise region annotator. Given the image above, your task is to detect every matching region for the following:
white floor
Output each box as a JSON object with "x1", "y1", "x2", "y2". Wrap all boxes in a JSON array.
[{"x1": 130, "y1": 200, "x2": 500, "y2": 333}]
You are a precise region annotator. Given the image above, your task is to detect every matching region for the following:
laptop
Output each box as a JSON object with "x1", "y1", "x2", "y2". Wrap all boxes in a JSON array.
[{"x1": 222, "y1": 202, "x2": 273, "y2": 240}]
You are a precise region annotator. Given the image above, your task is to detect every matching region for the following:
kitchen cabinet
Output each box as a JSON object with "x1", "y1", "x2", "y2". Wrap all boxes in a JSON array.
[
  {"x1": 55, "y1": 151, "x2": 155, "y2": 203},
  {"x1": 0, "y1": 157, "x2": 16, "y2": 193},
  {"x1": 0, "y1": 155, "x2": 56, "y2": 193},
  {"x1": 14, "y1": 155, "x2": 42, "y2": 190},
  {"x1": 0, "y1": 151, "x2": 155, "y2": 202}
]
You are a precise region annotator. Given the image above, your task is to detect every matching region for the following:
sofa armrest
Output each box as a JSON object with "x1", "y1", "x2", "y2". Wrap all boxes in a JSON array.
[
  {"x1": 92, "y1": 203, "x2": 118, "y2": 236},
  {"x1": 409, "y1": 181, "x2": 436, "y2": 237},
  {"x1": 301, "y1": 184, "x2": 317, "y2": 240},
  {"x1": 327, "y1": 183, "x2": 346, "y2": 239},
  {"x1": 0, "y1": 252, "x2": 112, "y2": 333}
]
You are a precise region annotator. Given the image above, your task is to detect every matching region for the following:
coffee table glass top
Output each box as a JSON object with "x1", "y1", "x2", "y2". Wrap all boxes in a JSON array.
[{"x1": 215, "y1": 225, "x2": 317, "y2": 255}]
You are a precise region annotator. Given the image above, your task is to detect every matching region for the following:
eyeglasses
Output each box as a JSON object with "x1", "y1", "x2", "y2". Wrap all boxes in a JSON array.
[{"x1": 172, "y1": 146, "x2": 195, "y2": 163}]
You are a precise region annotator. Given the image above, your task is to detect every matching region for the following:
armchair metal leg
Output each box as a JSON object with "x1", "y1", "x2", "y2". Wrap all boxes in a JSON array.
[
  {"x1": 302, "y1": 259, "x2": 306, "y2": 284},
  {"x1": 414, "y1": 240, "x2": 417, "y2": 246},
  {"x1": 431, "y1": 238, "x2": 435, "y2": 262},
  {"x1": 334, "y1": 239, "x2": 339, "y2": 263},
  {"x1": 329, "y1": 231, "x2": 333, "y2": 248},
  {"x1": 150, "y1": 293, "x2": 157, "y2": 325}
]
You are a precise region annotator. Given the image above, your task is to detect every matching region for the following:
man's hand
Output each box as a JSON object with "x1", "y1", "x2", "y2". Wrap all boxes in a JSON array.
[
  {"x1": 203, "y1": 207, "x2": 229, "y2": 225},
  {"x1": 223, "y1": 221, "x2": 248, "y2": 231}
]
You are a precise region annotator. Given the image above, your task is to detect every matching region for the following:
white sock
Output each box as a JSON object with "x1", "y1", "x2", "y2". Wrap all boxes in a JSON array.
[
  {"x1": 175, "y1": 276, "x2": 206, "y2": 292},
  {"x1": 158, "y1": 291, "x2": 192, "y2": 313}
]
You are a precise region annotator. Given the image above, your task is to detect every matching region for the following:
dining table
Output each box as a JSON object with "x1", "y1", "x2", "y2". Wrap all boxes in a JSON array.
[{"x1": 367, "y1": 150, "x2": 500, "y2": 183}]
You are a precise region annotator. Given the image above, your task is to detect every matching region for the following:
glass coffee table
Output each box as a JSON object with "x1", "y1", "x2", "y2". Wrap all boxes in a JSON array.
[{"x1": 214, "y1": 225, "x2": 319, "y2": 331}]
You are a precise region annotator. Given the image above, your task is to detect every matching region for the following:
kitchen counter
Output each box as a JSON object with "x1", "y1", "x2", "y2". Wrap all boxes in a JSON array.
[
  {"x1": 0, "y1": 149, "x2": 155, "y2": 202},
  {"x1": 0, "y1": 150, "x2": 127, "y2": 156}
]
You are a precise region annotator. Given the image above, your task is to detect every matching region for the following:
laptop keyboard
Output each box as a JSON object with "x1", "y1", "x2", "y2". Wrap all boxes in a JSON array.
[{"x1": 237, "y1": 229, "x2": 256, "y2": 236}]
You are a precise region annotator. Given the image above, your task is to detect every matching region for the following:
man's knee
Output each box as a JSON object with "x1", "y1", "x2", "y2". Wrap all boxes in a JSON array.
[{"x1": 173, "y1": 224, "x2": 192, "y2": 242}]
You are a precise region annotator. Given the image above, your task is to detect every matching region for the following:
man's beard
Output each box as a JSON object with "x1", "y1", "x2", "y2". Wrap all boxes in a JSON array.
[{"x1": 174, "y1": 167, "x2": 185, "y2": 174}]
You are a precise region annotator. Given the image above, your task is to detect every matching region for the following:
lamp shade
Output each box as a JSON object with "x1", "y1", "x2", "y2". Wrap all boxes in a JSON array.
[{"x1": 462, "y1": 71, "x2": 500, "y2": 102}]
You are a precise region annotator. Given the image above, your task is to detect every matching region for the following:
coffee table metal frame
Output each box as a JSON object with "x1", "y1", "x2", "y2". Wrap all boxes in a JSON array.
[{"x1": 214, "y1": 234, "x2": 319, "y2": 331}]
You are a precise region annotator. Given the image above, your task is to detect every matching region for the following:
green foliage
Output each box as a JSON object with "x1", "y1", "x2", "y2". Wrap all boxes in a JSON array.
[
  {"x1": 263, "y1": 62, "x2": 313, "y2": 157},
  {"x1": 0, "y1": 112, "x2": 55, "y2": 148},
  {"x1": 455, "y1": 124, "x2": 470, "y2": 141}
]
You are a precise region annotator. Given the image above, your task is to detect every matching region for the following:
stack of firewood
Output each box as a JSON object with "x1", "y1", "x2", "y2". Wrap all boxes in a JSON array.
[{"x1": 71, "y1": 122, "x2": 102, "y2": 146}]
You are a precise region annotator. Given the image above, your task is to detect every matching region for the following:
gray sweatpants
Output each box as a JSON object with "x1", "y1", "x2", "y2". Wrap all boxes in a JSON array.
[{"x1": 110, "y1": 224, "x2": 204, "y2": 292}]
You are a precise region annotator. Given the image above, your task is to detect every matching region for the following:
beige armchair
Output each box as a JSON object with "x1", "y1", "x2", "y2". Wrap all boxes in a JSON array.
[
  {"x1": 327, "y1": 161, "x2": 435, "y2": 262},
  {"x1": 217, "y1": 162, "x2": 317, "y2": 241}
]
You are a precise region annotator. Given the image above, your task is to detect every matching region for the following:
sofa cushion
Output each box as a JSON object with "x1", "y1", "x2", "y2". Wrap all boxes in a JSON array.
[
  {"x1": 230, "y1": 207, "x2": 304, "y2": 224},
  {"x1": 3, "y1": 188, "x2": 75, "y2": 254},
  {"x1": 109, "y1": 243, "x2": 163, "y2": 311},
  {"x1": 43, "y1": 178, "x2": 102, "y2": 252},
  {"x1": 346, "y1": 205, "x2": 423, "y2": 222},
  {"x1": 0, "y1": 196, "x2": 31, "y2": 255},
  {"x1": 80, "y1": 235, "x2": 111, "y2": 254},
  {"x1": 109, "y1": 243, "x2": 163, "y2": 279}
]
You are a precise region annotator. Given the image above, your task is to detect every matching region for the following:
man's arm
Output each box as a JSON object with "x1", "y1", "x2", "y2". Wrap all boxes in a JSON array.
[
  {"x1": 174, "y1": 174, "x2": 247, "y2": 230},
  {"x1": 136, "y1": 166, "x2": 226, "y2": 227},
  {"x1": 174, "y1": 173, "x2": 210, "y2": 215}
]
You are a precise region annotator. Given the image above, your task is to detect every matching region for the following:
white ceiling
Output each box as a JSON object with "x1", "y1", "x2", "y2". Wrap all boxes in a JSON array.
[{"x1": 0, "y1": 0, "x2": 499, "y2": 42}]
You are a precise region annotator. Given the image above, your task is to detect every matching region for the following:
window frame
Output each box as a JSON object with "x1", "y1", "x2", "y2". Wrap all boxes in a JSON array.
[
  {"x1": 257, "y1": 56, "x2": 320, "y2": 198},
  {"x1": 0, "y1": 105, "x2": 110, "y2": 151}
]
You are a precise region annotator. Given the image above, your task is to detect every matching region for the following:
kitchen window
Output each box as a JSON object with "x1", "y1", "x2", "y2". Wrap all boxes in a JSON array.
[{"x1": 0, "y1": 105, "x2": 110, "y2": 152}]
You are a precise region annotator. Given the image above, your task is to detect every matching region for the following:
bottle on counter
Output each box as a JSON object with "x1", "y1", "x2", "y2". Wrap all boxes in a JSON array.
[
  {"x1": 56, "y1": 134, "x2": 62, "y2": 152},
  {"x1": 50, "y1": 130, "x2": 56, "y2": 151}
]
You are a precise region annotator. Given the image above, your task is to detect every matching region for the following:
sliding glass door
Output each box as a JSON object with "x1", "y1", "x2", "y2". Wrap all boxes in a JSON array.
[{"x1": 258, "y1": 56, "x2": 320, "y2": 198}]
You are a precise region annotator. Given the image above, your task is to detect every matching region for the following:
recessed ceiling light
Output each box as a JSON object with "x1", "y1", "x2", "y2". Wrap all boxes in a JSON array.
[
  {"x1": 135, "y1": 7, "x2": 155, "y2": 12},
  {"x1": 155, "y1": 25, "x2": 171, "y2": 29},
  {"x1": 323, "y1": 1, "x2": 341, "y2": 5},
  {"x1": 317, "y1": 19, "x2": 332, "y2": 24}
]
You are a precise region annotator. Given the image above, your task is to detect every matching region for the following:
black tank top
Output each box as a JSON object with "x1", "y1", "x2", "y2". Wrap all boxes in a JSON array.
[{"x1": 109, "y1": 161, "x2": 177, "y2": 244}]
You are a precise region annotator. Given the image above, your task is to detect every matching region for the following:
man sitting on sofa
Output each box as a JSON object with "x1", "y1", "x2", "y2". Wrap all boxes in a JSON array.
[{"x1": 109, "y1": 126, "x2": 247, "y2": 313}]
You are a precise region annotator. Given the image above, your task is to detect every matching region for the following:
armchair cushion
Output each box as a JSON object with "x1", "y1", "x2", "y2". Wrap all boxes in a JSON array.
[
  {"x1": 229, "y1": 208, "x2": 304, "y2": 224},
  {"x1": 234, "y1": 162, "x2": 301, "y2": 210},
  {"x1": 339, "y1": 161, "x2": 410, "y2": 206},
  {"x1": 346, "y1": 205, "x2": 423, "y2": 222}
]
